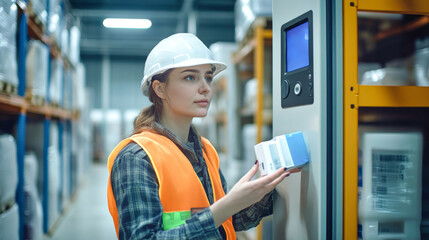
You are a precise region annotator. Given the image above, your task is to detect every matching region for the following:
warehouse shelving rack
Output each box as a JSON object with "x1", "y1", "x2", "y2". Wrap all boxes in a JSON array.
[
  {"x1": 234, "y1": 26, "x2": 273, "y2": 145},
  {"x1": 233, "y1": 24, "x2": 272, "y2": 240},
  {"x1": 0, "y1": 1, "x2": 78, "y2": 239},
  {"x1": 342, "y1": 0, "x2": 429, "y2": 239},
  {"x1": 210, "y1": 75, "x2": 227, "y2": 154}
]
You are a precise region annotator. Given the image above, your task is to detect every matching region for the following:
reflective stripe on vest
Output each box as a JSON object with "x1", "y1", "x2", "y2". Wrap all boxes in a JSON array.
[
  {"x1": 162, "y1": 210, "x2": 191, "y2": 230},
  {"x1": 106, "y1": 131, "x2": 236, "y2": 239}
]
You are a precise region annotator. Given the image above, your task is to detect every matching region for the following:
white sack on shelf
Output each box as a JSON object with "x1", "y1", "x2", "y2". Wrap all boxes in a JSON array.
[
  {"x1": 50, "y1": 59, "x2": 63, "y2": 105},
  {"x1": 23, "y1": 153, "x2": 42, "y2": 240},
  {"x1": 61, "y1": 129, "x2": 70, "y2": 202},
  {"x1": 0, "y1": 0, "x2": 18, "y2": 86},
  {"x1": 24, "y1": 152, "x2": 39, "y2": 187},
  {"x1": 358, "y1": 63, "x2": 382, "y2": 83},
  {"x1": 415, "y1": 42, "x2": 429, "y2": 86},
  {"x1": 361, "y1": 68, "x2": 411, "y2": 86},
  {"x1": 69, "y1": 26, "x2": 81, "y2": 65},
  {"x1": 73, "y1": 63, "x2": 86, "y2": 110},
  {"x1": 243, "y1": 78, "x2": 257, "y2": 111},
  {"x1": 0, "y1": 134, "x2": 18, "y2": 207},
  {"x1": 50, "y1": 121, "x2": 59, "y2": 149},
  {"x1": 26, "y1": 41, "x2": 49, "y2": 98},
  {"x1": 0, "y1": 203, "x2": 19, "y2": 240},
  {"x1": 48, "y1": 146, "x2": 60, "y2": 229},
  {"x1": 48, "y1": 0, "x2": 62, "y2": 44},
  {"x1": 60, "y1": 28, "x2": 69, "y2": 56},
  {"x1": 24, "y1": 185, "x2": 43, "y2": 240},
  {"x1": 25, "y1": 121, "x2": 45, "y2": 195}
]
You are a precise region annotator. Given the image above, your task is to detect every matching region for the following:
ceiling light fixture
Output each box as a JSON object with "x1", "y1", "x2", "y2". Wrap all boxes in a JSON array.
[{"x1": 103, "y1": 18, "x2": 152, "y2": 29}]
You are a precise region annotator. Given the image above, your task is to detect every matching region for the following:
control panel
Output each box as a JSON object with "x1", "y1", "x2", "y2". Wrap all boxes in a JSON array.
[{"x1": 281, "y1": 11, "x2": 314, "y2": 108}]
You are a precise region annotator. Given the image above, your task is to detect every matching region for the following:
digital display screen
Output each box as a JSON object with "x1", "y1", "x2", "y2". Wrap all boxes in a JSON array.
[{"x1": 286, "y1": 21, "x2": 309, "y2": 72}]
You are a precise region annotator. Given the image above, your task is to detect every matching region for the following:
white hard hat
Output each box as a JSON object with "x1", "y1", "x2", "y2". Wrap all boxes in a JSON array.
[{"x1": 141, "y1": 33, "x2": 227, "y2": 96}]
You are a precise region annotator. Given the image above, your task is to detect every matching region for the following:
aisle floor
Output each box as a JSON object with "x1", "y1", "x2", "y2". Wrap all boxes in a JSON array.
[{"x1": 46, "y1": 163, "x2": 117, "y2": 240}]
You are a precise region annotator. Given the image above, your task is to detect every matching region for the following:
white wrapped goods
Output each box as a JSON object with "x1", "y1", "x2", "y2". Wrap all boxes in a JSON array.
[
  {"x1": 0, "y1": 134, "x2": 18, "y2": 208},
  {"x1": 359, "y1": 130, "x2": 423, "y2": 240},
  {"x1": 0, "y1": 204, "x2": 19, "y2": 240},
  {"x1": 24, "y1": 153, "x2": 43, "y2": 240},
  {"x1": 26, "y1": 41, "x2": 49, "y2": 98},
  {"x1": 0, "y1": 0, "x2": 18, "y2": 86}
]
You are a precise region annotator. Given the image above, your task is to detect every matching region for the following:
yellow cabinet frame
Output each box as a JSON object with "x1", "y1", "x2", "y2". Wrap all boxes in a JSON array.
[{"x1": 343, "y1": 0, "x2": 429, "y2": 239}]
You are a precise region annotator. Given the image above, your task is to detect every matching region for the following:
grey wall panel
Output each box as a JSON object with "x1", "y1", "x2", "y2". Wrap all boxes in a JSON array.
[
  {"x1": 83, "y1": 56, "x2": 102, "y2": 108},
  {"x1": 272, "y1": 0, "x2": 327, "y2": 239},
  {"x1": 109, "y1": 57, "x2": 151, "y2": 110},
  {"x1": 83, "y1": 55, "x2": 152, "y2": 110}
]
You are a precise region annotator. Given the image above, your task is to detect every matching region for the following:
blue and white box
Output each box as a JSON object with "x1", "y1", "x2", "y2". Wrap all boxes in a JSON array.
[{"x1": 254, "y1": 132, "x2": 309, "y2": 176}]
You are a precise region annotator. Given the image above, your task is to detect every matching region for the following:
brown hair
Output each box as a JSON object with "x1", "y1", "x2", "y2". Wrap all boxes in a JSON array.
[
  {"x1": 132, "y1": 68, "x2": 206, "y2": 153},
  {"x1": 133, "y1": 69, "x2": 172, "y2": 135}
]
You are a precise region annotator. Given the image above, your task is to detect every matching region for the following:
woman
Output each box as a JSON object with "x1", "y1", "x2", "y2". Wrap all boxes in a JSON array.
[{"x1": 107, "y1": 33, "x2": 298, "y2": 239}]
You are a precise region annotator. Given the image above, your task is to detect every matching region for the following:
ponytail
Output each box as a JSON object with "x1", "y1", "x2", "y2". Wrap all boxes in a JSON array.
[
  {"x1": 133, "y1": 105, "x2": 156, "y2": 135},
  {"x1": 133, "y1": 69, "x2": 172, "y2": 135}
]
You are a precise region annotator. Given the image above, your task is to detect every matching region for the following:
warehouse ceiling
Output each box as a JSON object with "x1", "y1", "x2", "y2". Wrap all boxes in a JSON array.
[{"x1": 69, "y1": 0, "x2": 236, "y2": 57}]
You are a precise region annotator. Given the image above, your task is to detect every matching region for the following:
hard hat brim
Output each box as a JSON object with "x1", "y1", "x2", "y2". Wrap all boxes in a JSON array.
[{"x1": 141, "y1": 58, "x2": 227, "y2": 96}]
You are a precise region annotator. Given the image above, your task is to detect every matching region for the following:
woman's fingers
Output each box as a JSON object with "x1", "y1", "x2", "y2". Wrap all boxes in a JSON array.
[
  {"x1": 225, "y1": 165, "x2": 300, "y2": 213},
  {"x1": 255, "y1": 167, "x2": 301, "y2": 186},
  {"x1": 239, "y1": 161, "x2": 259, "y2": 183},
  {"x1": 266, "y1": 171, "x2": 290, "y2": 190},
  {"x1": 287, "y1": 168, "x2": 301, "y2": 174},
  {"x1": 254, "y1": 167, "x2": 287, "y2": 186},
  {"x1": 240, "y1": 163, "x2": 301, "y2": 188}
]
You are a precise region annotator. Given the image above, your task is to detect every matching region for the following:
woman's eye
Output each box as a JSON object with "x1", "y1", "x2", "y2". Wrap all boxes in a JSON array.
[
  {"x1": 185, "y1": 75, "x2": 195, "y2": 81},
  {"x1": 206, "y1": 76, "x2": 213, "y2": 83}
]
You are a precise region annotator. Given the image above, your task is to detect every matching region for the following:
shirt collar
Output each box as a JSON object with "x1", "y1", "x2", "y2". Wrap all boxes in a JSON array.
[{"x1": 153, "y1": 121, "x2": 202, "y2": 149}]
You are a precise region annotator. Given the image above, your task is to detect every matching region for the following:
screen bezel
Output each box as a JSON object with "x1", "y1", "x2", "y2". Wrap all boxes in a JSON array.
[
  {"x1": 281, "y1": 11, "x2": 313, "y2": 76},
  {"x1": 280, "y1": 10, "x2": 314, "y2": 109}
]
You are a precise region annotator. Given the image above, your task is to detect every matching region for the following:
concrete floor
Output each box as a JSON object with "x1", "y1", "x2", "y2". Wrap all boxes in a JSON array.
[{"x1": 45, "y1": 163, "x2": 117, "y2": 240}]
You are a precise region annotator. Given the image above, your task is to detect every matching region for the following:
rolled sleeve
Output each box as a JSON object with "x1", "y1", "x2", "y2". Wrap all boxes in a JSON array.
[
  {"x1": 232, "y1": 191, "x2": 274, "y2": 231},
  {"x1": 218, "y1": 167, "x2": 274, "y2": 232}
]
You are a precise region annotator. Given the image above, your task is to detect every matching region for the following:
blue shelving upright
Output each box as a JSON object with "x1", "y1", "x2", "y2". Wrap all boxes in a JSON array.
[
  {"x1": 16, "y1": 4, "x2": 27, "y2": 239},
  {"x1": 13, "y1": 0, "x2": 75, "y2": 238}
]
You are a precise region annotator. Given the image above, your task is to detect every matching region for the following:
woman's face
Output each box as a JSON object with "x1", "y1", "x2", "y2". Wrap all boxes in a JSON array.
[{"x1": 157, "y1": 64, "x2": 214, "y2": 120}]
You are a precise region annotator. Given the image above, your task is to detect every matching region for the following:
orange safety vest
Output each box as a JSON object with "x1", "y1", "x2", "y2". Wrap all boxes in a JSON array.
[{"x1": 107, "y1": 131, "x2": 236, "y2": 239}]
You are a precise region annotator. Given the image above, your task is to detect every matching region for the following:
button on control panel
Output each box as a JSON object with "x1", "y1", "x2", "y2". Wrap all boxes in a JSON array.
[
  {"x1": 281, "y1": 69, "x2": 314, "y2": 108},
  {"x1": 294, "y1": 82, "x2": 302, "y2": 95},
  {"x1": 282, "y1": 80, "x2": 290, "y2": 99}
]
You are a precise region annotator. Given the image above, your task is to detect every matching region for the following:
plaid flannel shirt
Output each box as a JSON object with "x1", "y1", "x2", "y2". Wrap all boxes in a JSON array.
[{"x1": 110, "y1": 123, "x2": 273, "y2": 239}]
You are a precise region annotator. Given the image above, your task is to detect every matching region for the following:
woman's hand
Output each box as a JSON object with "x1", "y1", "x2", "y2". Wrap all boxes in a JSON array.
[{"x1": 210, "y1": 162, "x2": 300, "y2": 228}]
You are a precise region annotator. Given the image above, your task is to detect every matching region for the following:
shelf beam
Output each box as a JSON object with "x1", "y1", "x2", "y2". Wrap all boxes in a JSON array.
[
  {"x1": 358, "y1": 0, "x2": 429, "y2": 15},
  {"x1": 0, "y1": 94, "x2": 75, "y2": 120},
  {"x1": 359, "y1": 85, "x2": 429, "y2": 107},
  {"x1": 0, "y1": 94, "x2": 26, "y2": 114}
]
